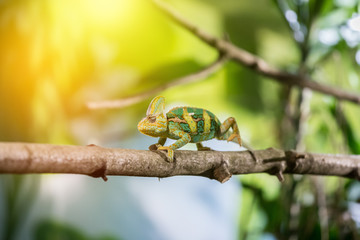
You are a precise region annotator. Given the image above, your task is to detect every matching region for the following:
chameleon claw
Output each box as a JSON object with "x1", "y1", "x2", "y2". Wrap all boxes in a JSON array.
[{"x1": 157, "y1": 146, "x2": 174, "y2": 162}]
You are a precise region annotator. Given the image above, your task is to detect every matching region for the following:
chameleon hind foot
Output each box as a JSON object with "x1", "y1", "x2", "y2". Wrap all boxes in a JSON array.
[
  {"x1": 157, "y1": 146, "x2": 174, "y2": 162},
  {"x1": 196, "y1": 143, "x2": 213, "y2": 151}
]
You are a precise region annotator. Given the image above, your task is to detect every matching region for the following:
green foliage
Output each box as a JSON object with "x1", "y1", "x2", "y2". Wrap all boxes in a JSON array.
[
  {"x1": 34, "y1": 220, "x2": 118, "y2": 240},
  {"x1": 1, "y1": 175, "x2": 40, "y2": 240},
  {"x1": 1, "y1": 0, "x2": 360, "y2": 239},
  {"x1": 328, "y1": 101, "x2": 360, "y2": 154},
  {"x1": 135, "y1": 59, "x2": 203, "y2": 95}
]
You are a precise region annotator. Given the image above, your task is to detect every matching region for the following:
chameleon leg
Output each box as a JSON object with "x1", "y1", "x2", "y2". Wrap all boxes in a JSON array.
[
  {"x1": 148, "y1": 137, "x2": 167, "y2": 151},
  {"x1": 196, "y1": 143, "x2": 212, "y2": 151},
  {"x1": 158, "y1": 137, "x2": 167, "y2": 146},
  {"x1": 158, "y1": 131, "x2": 190, "y2": 162},
  {"x1": 219, "y1": 117, "x2": 242, "y2": 146}
]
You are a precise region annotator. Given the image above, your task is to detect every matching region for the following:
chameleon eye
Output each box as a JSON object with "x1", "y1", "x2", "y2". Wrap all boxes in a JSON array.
[{"x1": 148, "y1": 116, "x2": 156, "y2": 123}]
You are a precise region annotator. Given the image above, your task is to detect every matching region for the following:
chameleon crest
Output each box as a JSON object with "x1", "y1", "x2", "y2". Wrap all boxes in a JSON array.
[
  {"x1": 138, "y1": 96, "x2": 242, "y2": 162},
  {"x1": 138, "y1": 96, "x2": 167, "y2": 137}
]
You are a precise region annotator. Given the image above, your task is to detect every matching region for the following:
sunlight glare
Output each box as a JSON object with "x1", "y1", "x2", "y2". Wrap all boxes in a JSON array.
[{"x1": 83, "y1": 0, "x2": 134, "y2": 28}]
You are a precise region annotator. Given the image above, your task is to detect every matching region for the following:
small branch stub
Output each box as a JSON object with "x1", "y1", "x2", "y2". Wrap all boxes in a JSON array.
[
  {"x1": 213, "y1": 161, "x2": 232, "y2": 183},
  {"x1": 276, "y1": 171, "x2": 285, "y2": 182}
]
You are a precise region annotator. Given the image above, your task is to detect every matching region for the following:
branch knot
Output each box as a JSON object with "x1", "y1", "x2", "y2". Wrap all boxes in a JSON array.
[
  {"x1": 285, "y1": 150, "x2": 305, "y2": 171},
  {"x1": 213, "y1": 160, "x2": 232, "y2": 183}
]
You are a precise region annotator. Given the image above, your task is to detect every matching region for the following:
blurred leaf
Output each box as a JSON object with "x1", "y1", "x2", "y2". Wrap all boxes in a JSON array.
[
  {"x1": 134, "y1": 59, "x2": 203, "y2": 94},
  {"x1": 34, "y1": 220, "x2": 119, "y2": 240},
  {"x1": 309, "y1": 0, "x2": 324, "y2": 19},
  {"x1": 329, "y1": 101, "x2": 360, "y2": 154},
  {"x1": 316, "y1": 0, "x2": 336, "y2": 16},
  {"x1": 34, "y1": 220, "x2": 88, "y2": 240},
  {"x1": 1, "y1": 175, "x2": 40, "y2": 240}
]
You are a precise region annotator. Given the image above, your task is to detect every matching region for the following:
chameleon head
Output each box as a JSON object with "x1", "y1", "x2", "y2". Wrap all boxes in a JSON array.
[{"x1": 138, "y1": 96, "x2": 168, "y2": 137}]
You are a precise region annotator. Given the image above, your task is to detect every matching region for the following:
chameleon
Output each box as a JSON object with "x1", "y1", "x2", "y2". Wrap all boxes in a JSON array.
[{"x1": 137, "y1": 96, "x2": 242, "y2": 162}]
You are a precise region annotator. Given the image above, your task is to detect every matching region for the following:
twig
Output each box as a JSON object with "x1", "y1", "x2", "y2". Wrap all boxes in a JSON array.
[
  {"x1": 1, "y1": 142, "x2": 360, "y2": 183},
  {"x1": 87, "y1": 54, "x2": 229, "y2": 109},
  {"x1": 295, "y1": 89, "x2": 312, "y2": 151},
  {"x1": 152, "y1": 0, "x2": 360, "y2": 105}
]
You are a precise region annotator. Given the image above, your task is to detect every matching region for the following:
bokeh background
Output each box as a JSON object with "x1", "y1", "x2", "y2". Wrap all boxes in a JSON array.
[{"x1": 1, "y1": 0, "x2": 360, "y2": 239}]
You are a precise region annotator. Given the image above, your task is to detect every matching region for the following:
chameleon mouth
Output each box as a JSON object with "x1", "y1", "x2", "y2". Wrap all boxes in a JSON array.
[
  {"x1": 138, "y1": 127, "x2": 148, "y2": 135},
  {"x1": 137, "y1": 121, "x2": 153, "y2": 136},
  {"x1": 138, "y1": 128, "x2": 158, "y2": 137},
  {"x1": 137, "y1": 122, "x2": 147, "y2": 134}
]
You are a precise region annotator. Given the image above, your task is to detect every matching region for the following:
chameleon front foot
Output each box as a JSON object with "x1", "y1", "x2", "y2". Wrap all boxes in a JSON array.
[
  {"x1": 148, "y1": 143, "x2": 163, "y2": 151},
  {"x1": 196, "y1": 143, "x2": 213, "y2": 151},
  {"x1": 157, "y1": 146, "x2": 174, "y2": 162}
]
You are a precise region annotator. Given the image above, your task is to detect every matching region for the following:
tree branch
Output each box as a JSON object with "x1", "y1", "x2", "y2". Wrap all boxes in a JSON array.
[
  {"x1": 87, "y1": 53, "x2": 229, "y2": 109},
  {"x1": 1, "y1": 142, "x2": 360, "y2": 183},
  {"x1": 152, "y1": 0, "x2": 360, "y2": 105}
]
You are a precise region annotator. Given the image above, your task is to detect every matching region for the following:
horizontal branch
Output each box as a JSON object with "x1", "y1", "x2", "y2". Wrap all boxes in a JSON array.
[
  {"x1": 87, "y1": 53, "x2": 229, "y2": 109},
  {"x1": 1, "y1": 142, "x2": 360, "y2": 183},
  {"x1": 152, "y1": 0, "x2": 360, "y2": 105}
]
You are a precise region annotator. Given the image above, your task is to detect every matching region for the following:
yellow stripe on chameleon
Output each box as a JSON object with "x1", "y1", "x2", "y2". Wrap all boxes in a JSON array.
[
  {"x1": 183, "y1": 107, "x2": 197, "y2": 133},
  {"x1": 203, "y1": 109, "x2": 211, "y2": 133}
]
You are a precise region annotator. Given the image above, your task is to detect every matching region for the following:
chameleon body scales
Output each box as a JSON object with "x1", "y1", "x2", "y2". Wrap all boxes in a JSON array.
[{"x1": 138, "y1": 96, "x2": 242, "y2": 162}]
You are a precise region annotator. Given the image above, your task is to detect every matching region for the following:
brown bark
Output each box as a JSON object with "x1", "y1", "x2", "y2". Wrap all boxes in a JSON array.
[{"x1": 1, "y1": 142, "x2": 359, "y2": 183}]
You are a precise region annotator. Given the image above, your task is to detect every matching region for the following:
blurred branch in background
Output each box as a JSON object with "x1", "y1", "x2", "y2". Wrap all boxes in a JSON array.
[
  {"x1": 312, "y1": 176, "x2": 329, "y2": 240},
  {"x1": 1, "y1": 142, "x2": 360, "y2": 183},
  {"x1": 151, "y1": 0, "x2": 360, "y2": 105},
  {"x1": 87, "y1": 53, "x2": 229, "y2": 109}
]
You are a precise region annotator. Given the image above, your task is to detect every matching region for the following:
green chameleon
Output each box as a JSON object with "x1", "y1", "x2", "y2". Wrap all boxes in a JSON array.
[{"x1": 138, "y1": 96, "x2": 242, "y2": 162}]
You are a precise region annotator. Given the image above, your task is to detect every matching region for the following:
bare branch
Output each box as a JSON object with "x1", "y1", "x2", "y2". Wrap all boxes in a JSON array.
[
  {"x1": 87, "y1": 54, "x2": 229, "y2": 109},
  {"x1": 1, "y1": 142, "x2": 360, "y2": 183},
  {"x1": 152, "y1": 0, "x2": 360, "y2": 105}
]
